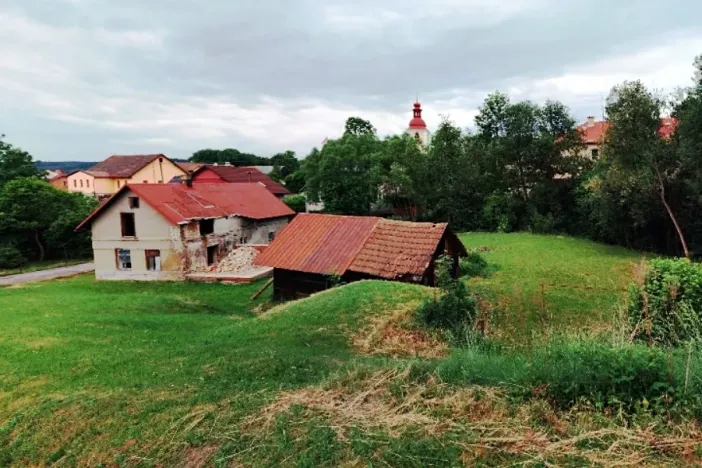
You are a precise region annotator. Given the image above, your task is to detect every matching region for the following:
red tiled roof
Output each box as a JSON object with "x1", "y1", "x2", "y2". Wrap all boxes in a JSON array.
[
  {"x1": 87, "y1": 154, "x2": 171, "y2": 178},
  {"x1": 255, "y1": 214, "x2": 466, "y2": 278},
  {"x1": 76, "y1": 183, "x2": 293, "y2": 230},
  {"x1": 254, "y1": 214, "x2": 378, "y2": 275},
  {"x1": 196, "y1": 165, "x2": 291, "y2": 196},
  {"x1": 348, "y1": 219, "x2": 448, "y2": 279},
  {"x1": 176, "y1": 162, "x2": 204, "y2": 173},
  {"x1": 577, "y1": 118, "x2": 678, "y2": 145}
]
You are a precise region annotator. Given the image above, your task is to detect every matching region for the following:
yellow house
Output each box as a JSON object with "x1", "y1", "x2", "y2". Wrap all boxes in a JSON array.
[{"x1": 67, "y1": 154, "x2": 186, "y2": 198}]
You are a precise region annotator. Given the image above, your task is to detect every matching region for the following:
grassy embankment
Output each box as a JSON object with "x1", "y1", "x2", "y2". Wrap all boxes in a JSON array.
[
  {"x1": 2, "y1": 233, "x2": 700, "y2": 466},
  {"x1": 0, "y1": 259, "x2": 90, "y2": 277}
]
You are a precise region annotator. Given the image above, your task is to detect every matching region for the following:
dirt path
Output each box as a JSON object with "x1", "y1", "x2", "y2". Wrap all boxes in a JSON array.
[{"x1": 0, "y1": 263, "x2": 94, "y2": 286}]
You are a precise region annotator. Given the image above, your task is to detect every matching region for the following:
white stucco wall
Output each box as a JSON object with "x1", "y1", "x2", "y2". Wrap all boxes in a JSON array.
[{"x1": 91, "y1": 189, "x2": 183, "y2": 280}]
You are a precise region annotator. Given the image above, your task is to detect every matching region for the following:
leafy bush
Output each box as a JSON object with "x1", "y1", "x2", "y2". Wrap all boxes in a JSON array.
[
  {"x1": 417, "y1": 256, "x2": 477, "y2": 333},
  {"x1": 0, "y1": 244, "x2": 26, "y2": 269},
  {"x1": 459, "y1": 252, "x2": 489, "y2": 278},
  {"x1": 628, "y1": 258, "x2": 702, "y2": 347},
  {"x1": 283, "y1": 194, "x2": 306, "y2": 213}
]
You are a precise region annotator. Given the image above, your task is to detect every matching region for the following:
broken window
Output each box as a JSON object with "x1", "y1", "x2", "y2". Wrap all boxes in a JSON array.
[
  {"x1": 116, "y1": 249, "x2": 132, "y2": 270},
  {"x1": 207, "y1": 245, "x2": 217, "y2": 266},
  {"x1": 145, "y1": 250, "x2": 161, "y2": 271},
  {"x1": 120, "y1": 213, "x2": 136, "y2": 237},
  {"x1": 199, "y1": 219, "x2": 215, "y2": 236},
  {"x1": 128, "y1": 197, "x2": 140, "y2": 209},
  {"x1": 268, "y1": 231, "x2": 275, "y2": 242}
]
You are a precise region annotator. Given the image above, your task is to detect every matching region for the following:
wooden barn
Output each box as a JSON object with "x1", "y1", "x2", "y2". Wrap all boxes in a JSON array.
[{"x1": 254, "y1": 213, "x2": 467, "y2": 300}]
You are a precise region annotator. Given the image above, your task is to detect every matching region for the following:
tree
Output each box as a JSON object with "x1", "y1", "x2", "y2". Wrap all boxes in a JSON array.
[
  {"x1": 283, "y1": 170, "x2": 305, "y2": 194},
  {"x1": 603, "y1": 81, "x2": 690, "y2": 258},
  {"x1": 305, "y1": 128, "x2": 381, "y2": 215},
  {"x1": 0, "y1": 135, "x2": 42, "y2": 185},
  {"x1": 189, "y1": 148, "x2": 269, "y2": 166},
  {"x1": 344, "y1": 117, "x2": 376, "y2": 137},
  {"x1": 0, "y1": 179, "x2": 96, "y2": 261},
  {"x1": 270, "y1": 150, "x2": 299, "y2": 179}
]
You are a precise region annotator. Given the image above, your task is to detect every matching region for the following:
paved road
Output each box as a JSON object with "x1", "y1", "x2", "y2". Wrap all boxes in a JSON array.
[{"x1": 0, "y1": 263, "x2": 94, "y2": 286}]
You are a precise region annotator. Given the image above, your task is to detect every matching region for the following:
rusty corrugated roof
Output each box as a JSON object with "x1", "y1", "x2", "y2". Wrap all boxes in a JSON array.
[
  {"x1": 255, "y1": 214, "x2": 465, "y2": 279},
  {"x1": 76, "y1": 183, "x2": 293, "y2": 230},
  {"x1": 197, "y1": 166, "x2": 291, "y2": 196},
  {"x1": 254, "y1": 213, "x2": 379, "y2": 275},
  {"x1": 347, "y1": 219, "x2": 447, "y2": 279}
]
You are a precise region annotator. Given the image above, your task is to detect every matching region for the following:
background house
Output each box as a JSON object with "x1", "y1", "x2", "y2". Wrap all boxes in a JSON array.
[
  {"x1": 255, "y1": 213, "x2": 467, "y2": 300},
  {"x1": 76, "y1": 183, "x2": 294, "y2": 281},
  {"x1": 67, "y1": 154, "x2": 186, "y2": 199},
  {"x1": 576, "y1": 116, "x2": 677, "y2": 159},
  {"x1": 47, "y1": 170, "x2": 68, "y2": 190},
  {"x1": 185, "y1": 164, "x2": 291, "y2": 198}
]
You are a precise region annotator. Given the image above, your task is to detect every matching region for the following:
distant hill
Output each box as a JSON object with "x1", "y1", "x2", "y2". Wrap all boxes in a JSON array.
[{"x1": 35, "y1": 161, "x2": 97, "y2": 173}]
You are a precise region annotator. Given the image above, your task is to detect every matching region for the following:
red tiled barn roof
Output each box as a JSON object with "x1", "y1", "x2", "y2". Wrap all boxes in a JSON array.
[
  {"x1": 76, "y1": 183, "x2": 293, "y2": 230},
  {"x1": 87, "y1": 154, "x2": 174, "y2": 178},
  {"x1": 255, "y1": 213, "x2": 466, "y2": 279},
  {"x1": 194, "y1": 165, "x2": 291, "y2": 196}
]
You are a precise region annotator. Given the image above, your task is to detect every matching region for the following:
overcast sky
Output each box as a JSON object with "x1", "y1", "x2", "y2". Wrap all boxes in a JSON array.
[{"x1": 2, "y1": 0, "x2": 701, "y2": 161}]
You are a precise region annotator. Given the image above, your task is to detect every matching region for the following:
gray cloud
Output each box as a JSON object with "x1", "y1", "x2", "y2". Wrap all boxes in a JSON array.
[{"x1": 1, "y1": 0, "x2": 701, "y2": 161}]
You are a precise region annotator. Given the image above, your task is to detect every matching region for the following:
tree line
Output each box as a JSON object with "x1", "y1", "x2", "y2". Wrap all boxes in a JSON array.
[
  {"x1": 0, "y1": 136, "x2": 97, "y2": 268},
  {"x1": 301, "y1": 56, "x2": 702, "y2": 259}
]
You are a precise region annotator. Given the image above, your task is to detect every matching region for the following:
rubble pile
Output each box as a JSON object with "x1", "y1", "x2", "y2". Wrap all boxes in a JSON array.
[{"x1": 210, "y1": 246, "x2": 260, "y2": 273}]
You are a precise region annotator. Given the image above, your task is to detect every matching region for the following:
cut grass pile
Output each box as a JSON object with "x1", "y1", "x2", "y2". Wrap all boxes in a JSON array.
[{"x1": 2, "y1": 233, "x2": 696, "y2": 466}]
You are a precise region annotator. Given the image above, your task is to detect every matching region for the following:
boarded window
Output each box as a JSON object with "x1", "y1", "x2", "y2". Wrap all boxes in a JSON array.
[
  {"x1": 86, "y1": 179, "x2": 90, "y2": 188},
  {"x1": 73, "y1": 179, "x2": 77, "y2": 188},
  {"x1": 80, "y1": 179, "x2": 84, "y2": 188},
  {"x1": 120, "y1": 213, "x2": 136, "y2": 237},
  {"x1": 128, "y1": 197, "x2": 140, "y2": 209},
  {"x1": 268, "y1": 231, "x2": 275, "y2": 242},
  {"x1": 199, "y1": 219, "x2": 215, "y2": 235},
  {"x1": 145, "y1": 250, "x2": 161, "y2": 271},
  {"x1": 207, "y1": 245, "x2": 217, "y2": 266},
  {"x1": 116, "y1": 249, "x2": 132, "y2": 270}
]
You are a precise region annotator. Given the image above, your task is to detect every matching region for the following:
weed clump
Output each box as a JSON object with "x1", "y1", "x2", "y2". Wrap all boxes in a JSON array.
[{"x1": 459, "y1": 251, "x2": 489, "y2": 278}]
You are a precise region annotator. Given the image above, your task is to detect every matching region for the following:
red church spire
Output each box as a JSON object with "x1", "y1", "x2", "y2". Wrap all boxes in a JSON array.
[{"x1": 408, "y1": 101, "x2": 427, "y2": 129}]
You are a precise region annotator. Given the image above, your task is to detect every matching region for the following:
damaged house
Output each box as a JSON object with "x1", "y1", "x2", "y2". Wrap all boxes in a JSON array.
[
  {"x1": 255, "y1": 213, "x2": 467, "y2": 300},
  {"x1": 76, "y1": 182, "x2": 294, "y2": 280}
]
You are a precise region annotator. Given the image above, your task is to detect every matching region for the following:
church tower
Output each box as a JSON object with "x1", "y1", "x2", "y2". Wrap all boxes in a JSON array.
[{"x1": 407, "y1": 101, "x2": 430, "y2": 146}]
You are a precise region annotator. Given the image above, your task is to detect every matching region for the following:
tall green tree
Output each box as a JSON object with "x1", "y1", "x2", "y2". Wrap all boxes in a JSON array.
[
  {"x1": 344, "y1": 117, "x2": 376, "y2": 137},
  {"x1": 0, "y1": 135, "x2": 42, "y2": 185},
  {"x1": 603, "y1": 81, "x2": 690, "y2": 258},
  {"x1": 270, "y1": 150, "x2": 299, "y2": 179}
]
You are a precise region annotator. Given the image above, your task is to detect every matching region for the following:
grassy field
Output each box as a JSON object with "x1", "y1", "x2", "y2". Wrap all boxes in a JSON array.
[
  {"x1": 0, "y1": 259, "x2": 90, "y2": 277},
  {"x1": 3, "y1": 233, "x2": 696, "y2": 467}
]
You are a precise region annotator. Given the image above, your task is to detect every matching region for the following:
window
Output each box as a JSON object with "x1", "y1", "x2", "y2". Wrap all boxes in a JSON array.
[
  {"x1": 199, "y1": 219, "x2": 215, "y2": 235},
  {"x1": 73, "y1": 179, "x2": 77, "y2": 188},
  {"x1": 116, "y1": 249, "x2": 132, "y2": 270},
  {"x1": 128, "y1": 197, "x2": 140, "y2": 209},
  {"x1": 80, "y1": 179, "x2": 84, "y2": 188},
  {"x1": 145, "y1": 250, "x2": 161, "y2": 271},
  {"x1": 591, "y1": 148, "x2": 599, "y2": 158},
  {"x1": 207, "y1": 245, "x2": 217, "y2": 266},
  {"x1": 117, "y1": 180, "x2": 121, "y2": 188},
  {"x1": 268, "y1": 231, "x2": 275, "y2": 242},
  {"x1": 143, "y1": 180, "x2": 148, "y2": 183},
  {"x1": 86, "y1": 179, "x2": 90, "y2": 188},
  {"x1": 120, "y1": 212, "x2": 136, "y2": 237}
]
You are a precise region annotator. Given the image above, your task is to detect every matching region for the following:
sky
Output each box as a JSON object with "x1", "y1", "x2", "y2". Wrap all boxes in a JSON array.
[{"x1": 2, "y1": 0, "x2": 702, "y2": 162}]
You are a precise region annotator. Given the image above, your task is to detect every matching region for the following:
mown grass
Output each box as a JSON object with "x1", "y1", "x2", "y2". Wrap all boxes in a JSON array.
[
  {"x1": 3, "y1": 233, "x2": 692, "y2": 467},
  {"x1": 0, "y1": 259, "x2": 90, "y2": 277},
  {"x1": 459, "y1": 232, "x2": 645, "y2": 344}
]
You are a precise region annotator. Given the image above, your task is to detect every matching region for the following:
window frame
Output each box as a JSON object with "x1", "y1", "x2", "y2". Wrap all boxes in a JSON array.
[
  {"x1": 128, "y1": 197, "x2": 140, "y2": 209},
  {"x1": 115, "y1": 249, "x2": 132, "y2": 270},
  {"x1": 120, "y1": 212, "x2": 136, "y2": 237},
  {"x1": 199, "y1": 219, "x2": 215, "y2": 236},
  {"x1": 145, "y1": 250, "x2": 161, "y2": 271}
]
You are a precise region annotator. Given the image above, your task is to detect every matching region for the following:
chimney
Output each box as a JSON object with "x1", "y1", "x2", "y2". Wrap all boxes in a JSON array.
[
  {"x1": 587, "y1": 116, "x2": 596, "y2": 127},
  {"x1": 184, "y1": 170, "x2": 194, "y2": 188}
]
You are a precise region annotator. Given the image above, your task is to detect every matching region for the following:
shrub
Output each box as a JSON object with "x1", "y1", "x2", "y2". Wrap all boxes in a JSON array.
[
  {"x1": 283, "y1": 194, "x2": 306, "y2": 213},
  {"x1": 0, "y1": 244, "x2": 26, "y2": 269},
  {"x1": 417, "y1": 256, "x2": 477, "y2": 333},
  {"x1": 628, "y1": 258, "x2": 702, "y2": 347},
  {"x1": 459, "y1": 252, "x2": 489, "y2": 278}
]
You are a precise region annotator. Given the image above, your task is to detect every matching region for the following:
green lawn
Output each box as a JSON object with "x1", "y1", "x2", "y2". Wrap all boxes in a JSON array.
[
  {"x1": 460, "y1": 232, "x2": 645, "y2": 344},
  {"x1": 0, "y1": 259, "x2": 90, "y2": 277},
  {"x1": 1, "y1": 233, "x2": 682, "y2": 467}
]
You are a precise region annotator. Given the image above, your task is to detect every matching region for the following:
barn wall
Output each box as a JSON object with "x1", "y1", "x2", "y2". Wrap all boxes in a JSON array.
[{"x1": 273, "y1": 269, "x2": 331, "y2": 300}]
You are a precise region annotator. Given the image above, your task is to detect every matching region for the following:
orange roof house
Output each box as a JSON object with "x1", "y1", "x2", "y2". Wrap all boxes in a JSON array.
[
  {"x1": 189, "y1": 164, "x2": 291, "y2": 197},
  {"x1": 576, "y1": 116, "x2": 678, "y2": 158},
  {"x1": 67, "y1": 154, "x2": 186, "y2": 199},
  {"x1": 76, "y1": 183, "x2": 293, "y2": 281},
  {"x1": 255, "y1": 213, "x2": 467, "y2": 299}
]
